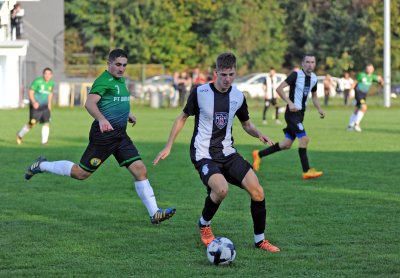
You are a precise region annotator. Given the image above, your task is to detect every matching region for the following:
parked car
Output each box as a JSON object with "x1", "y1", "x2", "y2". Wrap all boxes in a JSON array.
[
  {"x1": 129, "y1": 75, "x2": 174, "y2": 101},
  {"x1": 233, "y1": 72, "x2": 287, "y2": 98}
]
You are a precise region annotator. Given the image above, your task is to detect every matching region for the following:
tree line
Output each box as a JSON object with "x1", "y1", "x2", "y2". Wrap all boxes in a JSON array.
[{"x1": 65, "y1": 0, "x2": 400, "y2": 80}]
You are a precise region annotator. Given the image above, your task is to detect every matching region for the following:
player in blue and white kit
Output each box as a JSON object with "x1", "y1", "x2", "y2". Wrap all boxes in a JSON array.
[
  {"x1": 253, "y1": 54, "x2": 325, "y2": 179},
  {"x1": 153, "y1": 52, "x2": 280, "y2": 252}
]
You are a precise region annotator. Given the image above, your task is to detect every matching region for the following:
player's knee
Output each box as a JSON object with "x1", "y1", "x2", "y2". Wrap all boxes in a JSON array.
[
  {"x1": 71, "y1": 165, "x2": 91, "y2": 180},
  {"x1": 280, "y1": 142, "x2": 291, "y2": 150},
  {"x1": 251, "y1": 185, "x2": 264, "y2": 201},
  {"x1": 214, "y1": 185, "x2": 229, "y2": 200}
]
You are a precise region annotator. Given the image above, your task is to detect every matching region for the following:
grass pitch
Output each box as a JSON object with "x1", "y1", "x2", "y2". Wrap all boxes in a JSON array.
[{"x1": 0, "y1": 97, "x2": 399, "y2": 277}]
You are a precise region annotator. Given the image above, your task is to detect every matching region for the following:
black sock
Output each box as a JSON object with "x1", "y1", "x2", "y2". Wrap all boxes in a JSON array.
[
  {"x1": 275, "y1": 107, "x2": 279, "y2": 119},
  {"x1": 201, "y1": 195, "x2": 220, "y2": 223},
  {"x1": 262, "y1": 106, "x2": 268, "y2": 121},
  {"x1": 298, "y1": 148, "x2": 310, "y2": 172},
  {"x1": 251, "y1": 199, "x2": 266, "y2": 235},
  {"x1": 259, "y1": 143, "x2": 281, "y2": 158}
]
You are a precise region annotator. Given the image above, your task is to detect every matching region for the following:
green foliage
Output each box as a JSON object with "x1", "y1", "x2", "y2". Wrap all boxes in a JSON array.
[{"x1": 64, "y1": 0, "x2": 400, "y2": 79}]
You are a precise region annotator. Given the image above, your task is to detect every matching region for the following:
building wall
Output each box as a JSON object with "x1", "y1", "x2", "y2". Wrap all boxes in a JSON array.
[{"x1": 22, "y1": 0, "x2": 64, "y2": 88}]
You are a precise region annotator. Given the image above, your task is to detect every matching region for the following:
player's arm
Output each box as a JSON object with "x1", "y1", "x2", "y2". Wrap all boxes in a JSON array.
[
  {"x1": 276, "y1": 81, "x2": 297, "y2": 112},
  {"x1": 28, "y1": 89, "x2": 39, "y2": 109},
  {"x1": 85, "y1": 94, "x2": 113, "y2": 133},
  {"x1": 153, "y1": 112, "x2": 189, "y2": 165},
  {"x1": 311, "y1": 90, "x2": 325, "y2": 119},
  {"x1": 48, "y1": 92, "x2": 53, "y2": 110},
  {"x1": 241, "y1": 119, "x2": 274, "y2": 146},
  {"x1": 128, "y1": 112, "x2": 136, "y2": 127}
]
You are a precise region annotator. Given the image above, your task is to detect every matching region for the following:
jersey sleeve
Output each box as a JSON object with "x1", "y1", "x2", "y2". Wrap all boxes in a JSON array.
[
  {"x1": 236, "y1": 97, "x2": 250, "y2": 122},
  {"x1": 183, "y1": 87, "x2": 198, "y2": 116},
  {"x1": 30, "y1": 78, "x2": 40, "y2": 91},
  {"x1": 372, "y1": 74, "x2": 379, "y2": 83},
  {"x1": 90, "y1": 79, "x2": 108, "y2": 96},
  {"x1": 311, "y1": 82, "x2": 317, "y2": 93},
  {"x1": 285, "y1": 71, "x2": 297, "y2": 86}
]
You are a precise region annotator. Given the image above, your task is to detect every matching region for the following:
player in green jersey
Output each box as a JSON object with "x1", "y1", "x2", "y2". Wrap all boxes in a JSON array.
[
  {"x1": 347, "y1": 64, "x2": 383, "y2": 132},
  {"x1": 24, "y1": 49, "x2": 176, "y2": 224},
  {"x1": 17, "y1": 68, "x2": 54, "y2": 145}
]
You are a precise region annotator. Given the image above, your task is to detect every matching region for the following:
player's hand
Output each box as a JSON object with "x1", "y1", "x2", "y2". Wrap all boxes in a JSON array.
[
  {"x1": 128, "y1": 114, "x2": 137, "y2": 127},
  {"x1": 288, "y1": 102, "x2": 297, "y2": 112},
  {"x1": 318, "y1": 109, "x2": 325, "y2": 119},
  {"x1": 259, "y1": 134, "x2": 274, "y2": 146},
  {"x1": 153, "y1": 148, "x2": 171, "y2": 165},
  {"x1": 32, "y1": 102, "x2": 39, "y2": 109},
  {"x1": 99, "y1": 119, "x2": 114, "y2": 133}
]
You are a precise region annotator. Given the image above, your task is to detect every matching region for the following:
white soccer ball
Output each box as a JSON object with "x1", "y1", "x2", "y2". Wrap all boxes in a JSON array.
[{"x1": 207, "y1": 237, "x2": 236, "y2": 265}]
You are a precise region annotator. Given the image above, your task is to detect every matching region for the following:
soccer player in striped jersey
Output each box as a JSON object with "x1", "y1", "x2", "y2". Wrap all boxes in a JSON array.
[
  {"x1": 153, "y1": 52, "x2": 280, "y2": 252},
  {"x1": 25, "y1": 49, "x2": 175, "y2": 224},
  {"x1": 253, "y1": 54, "x2": 325, "y2": 179}
]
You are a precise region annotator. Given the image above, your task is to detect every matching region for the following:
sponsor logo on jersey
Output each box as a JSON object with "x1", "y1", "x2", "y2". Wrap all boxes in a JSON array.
[
  {"x1": 202, "y1": 164, "x2": 209, "y2": 176},
  {"x1": 303, "y1": 86, "x2": 310, "y2": 96},
  {"x1": 215, "y1": 112, "x2": 228, "y2": 129},
  {"x1": 90, "y1": 158, "x2": 102, "y2": 167}
]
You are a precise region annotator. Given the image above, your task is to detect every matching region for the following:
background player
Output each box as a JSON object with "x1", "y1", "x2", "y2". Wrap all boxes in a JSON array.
[
  {"x1": 16, "y1": 68, "x2": 54, "y2": 145},
  {"x1": 253, "y1": 54, "x2": 325, "y2": 179}
]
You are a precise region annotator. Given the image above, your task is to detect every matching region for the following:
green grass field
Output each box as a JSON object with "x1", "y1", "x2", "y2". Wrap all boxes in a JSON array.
[{"x1": 1, "y1": 97, "x2": 399, "y2": 277}]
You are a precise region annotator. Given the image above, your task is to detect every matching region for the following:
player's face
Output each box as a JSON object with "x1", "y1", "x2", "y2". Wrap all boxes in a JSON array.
[
  {"x1": 302, "y1": 56, "x2": 316, "y2": 74},
  {"x1": 108, "y1": 57, "x2": 128, "y2": 78},
  {"x1": 43, "y1": 70, "x2": 52, "y2": 82},
  {"x1": 366, "y1": 64, "x2": 374, "y2": 74},
  {"x1": 215, "y1": 67, "x2": 236, "y2": 92}
]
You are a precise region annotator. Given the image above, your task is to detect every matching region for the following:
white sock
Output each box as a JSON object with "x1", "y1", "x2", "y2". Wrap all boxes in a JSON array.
[
  {"x1": 348, "y1": 113, "x2": 357, "y2": 127},
  {"x1": 134, "y1": 179, "x2": 159, "y2": 216},
  {"x1": 42, "y1": 125, "x2": 50, "y2": 144},
  {"x1": 199, "y1": 216, "x2": 211, "y2": 226},
  {"x1": 18, "y1": 125, "x2": 30, "y2": 138},
  {"x1": 355, "y1": 111, "x2": 364, "y2": 125},
  {"x1": 254, "y1": 233, "x2": 265, "y2": 244},
  {"x1": 40, "y1": 161, "x2": 74, "y2": 176}
]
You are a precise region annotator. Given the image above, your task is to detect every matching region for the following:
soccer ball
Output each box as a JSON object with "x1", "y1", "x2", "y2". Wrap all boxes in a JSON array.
[{"x1": 206, "y1": 237, "x2": 236, "y2": 265}]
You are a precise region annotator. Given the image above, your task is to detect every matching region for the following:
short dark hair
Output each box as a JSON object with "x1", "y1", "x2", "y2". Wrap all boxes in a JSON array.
[
  {"x1": 216, "y1": 52, "x2": 236, "y2": 71},
  {"x1": 302, "y1": 53, "x2": 316, "y2": 61},
  {"x1": 42, "y1": 67, "x2": 52, "y2": 74},
  {"x1": 108, "y1": 49, "x2": 128, "y2": 62}
]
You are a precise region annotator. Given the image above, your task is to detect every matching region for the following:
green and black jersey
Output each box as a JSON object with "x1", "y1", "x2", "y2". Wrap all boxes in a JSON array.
[
  {"x1": 89, "y1": 70, "x2": 130, "y2": 141},
  {"x1": 30, "y1": 77, "x2": 54, "y2": 107}
]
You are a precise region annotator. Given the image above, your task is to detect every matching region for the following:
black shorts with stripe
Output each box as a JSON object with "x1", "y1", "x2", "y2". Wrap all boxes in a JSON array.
[
  {"x1": 194, "y1": 153, "x2": 251, "y2": 191},
  {"x1": 29, "y1": 106, "x2": 51, "y2": 124},
  {"x1": 79, "y1": 133, "x2": 141, "y2": 173},
  {"x1": 355, "y1": 89, "x2": 367, "y2": 108},
  {"x1": 283, "y1": 109, "x2": 306, "y2": 140}
]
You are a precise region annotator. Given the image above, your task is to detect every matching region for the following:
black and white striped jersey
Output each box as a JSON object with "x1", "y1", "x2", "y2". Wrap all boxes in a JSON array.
[
  {"x1": 183, "y1": 83, "x2": 250, "y2": 163},
  {"x1": 285, "y1": 70, "x2": 318, "y2": 111}
]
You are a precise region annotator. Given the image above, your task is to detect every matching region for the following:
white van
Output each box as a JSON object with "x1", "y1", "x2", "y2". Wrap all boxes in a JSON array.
[{"x1": 233, "y1": 72, "x2": 287, "y2": 98}]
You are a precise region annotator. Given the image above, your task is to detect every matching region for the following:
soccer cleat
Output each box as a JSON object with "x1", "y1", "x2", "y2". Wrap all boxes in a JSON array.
[
  {"x1": 354, "y1": 125, "x2": 362, "y2": 132},
  {"x1": 252, "y1": 150, "x2": 261, "y2": 172},
  {"x1": 150, "y1": 207, "x2": 176, "y2": 224},
  {"x1": 199, "y1": 222, "x2": 215, "y2": 246},
  {"x1": 25, "y1": 156, "x2": 47, "y2": 180},
  {"x1": 255, "y1": 240, "x2": 280, "y2": 252},
  {"x1": 262, "y1": 120, "x2": 267, "y2": 125},
  {"x1": 16, "y1": 135, "x2": 22, "y2": 145},
  {"x1": 302, "y1": 168, "x2": 323, "y2": 179},
  {"x1": 347, "y1": 126, "x2": 354, "y2": 132},
  {"x1": 275, "y1": 119, "x2": 282, "y2": 125}
]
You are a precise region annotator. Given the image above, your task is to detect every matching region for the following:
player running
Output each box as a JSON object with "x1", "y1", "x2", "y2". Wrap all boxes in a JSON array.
[{"x1": 25, "y1": 49, "x2": 175, "y2": 224}]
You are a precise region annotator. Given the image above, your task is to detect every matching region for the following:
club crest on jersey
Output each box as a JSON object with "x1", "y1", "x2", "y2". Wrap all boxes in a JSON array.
[
  {"x1": 215, "y1": 112, "x2": 228, "y2": 129},
  {"x1": 90, "y1": 158, "x2": 102, "y2": 167}
]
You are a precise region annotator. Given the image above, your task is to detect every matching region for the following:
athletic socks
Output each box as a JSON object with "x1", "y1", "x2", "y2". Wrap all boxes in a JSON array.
[
  {"x1": 251, "y1": 199, "x2": 266, "y2": 235},
  {"x1": 259, "y1": 143, "x2": 281, "y2": 158},
  {"x1": 298, "y1": 148, "x2": 310, "y2": 172},
  {"x1": 134, "y1": 179, "x2": 159, "y2": 217},
  {"x1": 201, "y1": 195, "x2": 220, "y2": 222},
  {"x1": 17, "y1": 125, "x2": 30, "y2": 138},
  {"x1": 348, "y1": 112, "x2": 357, "y2": 127},
  {"x1": 355, "y1": 111, "x2": 364, "y2": 125},
  {"x1": 42, "y1": 125, "x2": 50, "y2": 144},
  {"x1": 40, "y1": 161, "x2": 74, "y2": 176}
]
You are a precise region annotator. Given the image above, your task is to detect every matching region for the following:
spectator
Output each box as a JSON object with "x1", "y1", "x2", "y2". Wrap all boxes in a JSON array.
[
  {"x1": 10, "y1": 3, "x2": 24, "y2": 40},
  {"x1": 323, "y1": 74, "x2": 333, "y2": 106},
  {"x1": 340, "y1": 72, "x2": 354, "y2": 105}
]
